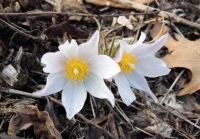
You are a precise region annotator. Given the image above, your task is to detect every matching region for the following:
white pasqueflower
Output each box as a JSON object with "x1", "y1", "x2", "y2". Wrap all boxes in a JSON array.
[
  {"x1": 112, "y1": 32, "x2": 170, "y2": 106},
  {"x1": 33, "y1": 30, "x2": 120, "y2": 119}
]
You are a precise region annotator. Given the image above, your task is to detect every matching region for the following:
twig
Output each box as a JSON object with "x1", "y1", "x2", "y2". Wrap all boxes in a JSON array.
[
  {"x1": 0, "y1": 18, "x2": 47, "y2": 42},
  {"x1": 49, "y1": 97, "x2": 115, "y2": 139},
  {"x1": 116, "y1": 99, "x2": 191, "y2": 139},
  {"x1": 0, "y1": 88, "x2": 117, "y2": 138},
  {"x1": 0, "y1": 11, "x2": 158, "y2": 17},
  {"x1": 112, "y1": 0, "x2": 200, "y2": 29},
  {"x1": 152, "y1": 101, "x2": 200, "y2": 131},
  {"x1": 0, "y1": 87, "x2": 43, "y2": 99},
  {"x1": 160, "y1": 69, "x2": 185, "y2": 105},
  {"x1": 31, "y1": 70, "x2": 48, "y2": 76},
  {"x1": 134, "y1": 91, "x2": 200, "y2": 133},
  {"x1": 135, "y1": 127, "x2": 154, "y2": 137}
]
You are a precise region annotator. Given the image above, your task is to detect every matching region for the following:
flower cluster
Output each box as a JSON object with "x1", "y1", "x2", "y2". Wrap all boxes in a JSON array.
[{"x1": 34, "y1": 30, "x2": 170, "y2": 119}]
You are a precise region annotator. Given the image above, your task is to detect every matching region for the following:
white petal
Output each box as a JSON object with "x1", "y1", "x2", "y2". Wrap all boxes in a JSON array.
[
  {"x1": 58, "y1": 40, "x2": 78, "y2": 59},
  {"x1": 84, "y1": 73, "x2": 115, "y2": 106},
  {"x1": 33, "y1": 72, "x2": 68, "y2": 96},
  {"x1": 87, "y1": 55, "x2": 120, "y2": 79},
  {"x1": 132, "y1": 33, "x2": 168, "y2": 59},
  {"x1": 115, "y1": 73, "x2": 136, "y2": 105},
  {"x1": 125, "y1": 72, "x2": 157, "y2": 101},
  {"x1": 121, "y1": 32, "x2": 146, "y2": 53},
  {"x1": 58, "y1": 40, "x2": 69, "y2": 53},
  {"x1": 62, "y1": 81, "x2": 87, "y2": 119},
  {"x1": 113, "y1": 45, "x2": 122, "y2": 62},
  {"x1": 136, "y1": 56, "x2": 170, "y2": 77},
  {"x1": 41, "y1": 52, "x2": 66, "y2": 73},
  {"x1": 78, "y1": 30, "x2": 99, "y2": 61}
]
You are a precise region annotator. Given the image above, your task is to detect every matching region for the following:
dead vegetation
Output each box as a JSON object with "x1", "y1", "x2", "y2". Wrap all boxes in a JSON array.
[{"x1": 1, "y1": 0, "x2": 200, "y2": 138}]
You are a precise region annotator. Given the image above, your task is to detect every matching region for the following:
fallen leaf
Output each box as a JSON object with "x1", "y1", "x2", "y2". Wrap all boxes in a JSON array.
[
  {"x1": 159, "y1": 93, "x2": 184, "y2": 111},
  {"x1": 45, "y1": 0, "x2": 87, "y2": 20},
  {"x1": 150, "y1": 20, "x2": 200, "y2": 96},
  {"x1": 85, "y1": 0, "x2": 155, "y2": 8},
  {"x1": 8, "y1": 105, "x2": 62, "y2": 139},
  {"x1": 46, "y1": 22, "x2": 89, "y2": 39},
  {"x1": 45, "y1": 0, "x2": 87, "y2": 13},
  {"x1": 143, "y1": 110, "x2": 173, "y2": 138},
  {"x1": 0, "y1": 98, "x2": 35, "y2": 114},
  {"x1": 108, "y1": 113, "x2": 119, "y2": 139},
  {"x1": 117, "y1": 16, "x2": 134, "y2": 30},
  {"x1": 84, "y1": 124, "x2": 97, "y2": 139},
  {"x1": 85, "y1": 0, "x2": 129, "y2": 9},
  {"x1": 144, "y1": 122, "x2": 173, "y2": 138}
]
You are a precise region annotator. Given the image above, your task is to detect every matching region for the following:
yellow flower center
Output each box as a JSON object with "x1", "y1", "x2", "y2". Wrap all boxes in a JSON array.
[
  {"x1": 118, "y1": 53, "x2": 138, "y2": 74},
  {"x1": 63, "y1": 58, "x2": 89, "y2": 83}
]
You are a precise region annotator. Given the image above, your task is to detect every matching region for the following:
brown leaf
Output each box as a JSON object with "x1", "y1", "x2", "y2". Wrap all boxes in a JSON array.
[
  {"x1": 85, "y1": 0, "x2": 129, "y2": 9},
  {"x1": 0, "y1": 98, "x2": 35, "y2": 114},
  {"x1": 108, "y1": 113, "x2": 119, "y2": 139},
  {"x1": 84, "y1": 124, "x2": 97, "y2": 139},
  {"x1": 150, "y1": 21, "x2": 200, "y2": 96},
  {"x1": 86, "y1": 0, "x2": 155, "y2": 8},
  {"x1": 45, "y1": 0, "x2": 87, "y2": 13},
  {"x1": 8, "y1": 105, "x2": 62, "y2": 139},
  {"x1": 46, "y1": 22, "x2": 89, "y2": 39}
]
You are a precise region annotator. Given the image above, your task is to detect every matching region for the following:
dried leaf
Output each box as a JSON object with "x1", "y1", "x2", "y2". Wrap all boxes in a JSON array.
[
  {"x1": 131, "y1": 111, "x2": 151, "y2": 128},
  {"x1": 150, "y1": 21, "x2": 200, "y2": 96},
  {"x1": 8, "y1": 105, "x2": 62, "y2": 139},
  {"x1": 2, "y1": 64, "x2": 18, "y2": 86},
  {"x1": 46, "y1": 22, "x2": 89, "y2": 39},
  {"x1": 144, "y1": 122, "x2": 173, "y2": 138},
  {"x1": 142, "y1": 110, "x2": 173, "y2": 138},
  {"x1": 84, "y1": 124, "x2": 96, "y2": 139},
  {"x1": 0, "y1": 98, "x2": 35, "y2": 114},
  {"x1": 159, "y1": 93, "x2": 184, "y2": 111},
  {"x1": 85, "y1": 0, "x2": 155, "y2": 8},
  {"x1": 117, "y1": 16, "x2": 134, "y2": 30},
  {"x1": 85, "y1": 0, "x2": 129, "y2": 9},
  {"x1": 45, "y1": 0, "x2": 87, "y2": 12},
  {"x1": 108, "y1": 113, "x2": 119, "y2": 139}
]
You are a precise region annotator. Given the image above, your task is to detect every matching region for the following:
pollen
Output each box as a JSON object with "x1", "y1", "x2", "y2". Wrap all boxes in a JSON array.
[
  {"x1": 63, "y1": 58, "x2": 89, "y2": 83},
  {"x1": 118, "y1": 53, "x2": 138, "y2": 74}
]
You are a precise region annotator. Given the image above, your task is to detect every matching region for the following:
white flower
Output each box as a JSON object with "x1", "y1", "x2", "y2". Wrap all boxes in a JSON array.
[
  {"x1": 112, "y1": 32, "x2": 170, "y2": 106},
  {"x1": 33, "y1": 31, "x2": 120, "y2": 119}
]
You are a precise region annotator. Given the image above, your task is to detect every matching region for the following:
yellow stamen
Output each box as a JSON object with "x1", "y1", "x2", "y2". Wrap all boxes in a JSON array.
[
  {"x1": 118, "y1": 53, "x2": 138, "y2": 74},
  {"x1": 63, "y1": 58, "x2": 89, "y2": 83}
]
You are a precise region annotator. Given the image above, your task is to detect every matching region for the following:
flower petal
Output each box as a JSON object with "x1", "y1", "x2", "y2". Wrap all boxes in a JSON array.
[
  {"x1": 41, "y1": 52, "x2": 66, "y2": 73},
  {"x1": 120, "y1": 32, "x2": 146, "y2": 53},
  {"x1": 87, "y1": 55, "x2": 120, "y2": 79},
  {"x1": 84, "y1": 73, "x2": 115, "y2": 106},
  {"x1": 62, "y1": 81, "x2": 87, "y2": 119},
  {"x1": 132, "y1": 33, "x2": 168, "y2": 59},
  {"x1": 78, "y1": 30, "x2": 99, "y2": 61},
  {"x1": 115, "y1": 73, "x2": 136, "y2": 105},
  {"x1": 58, "y1": 40, "x2": 78, "y2": 59},
  {"x1": 125, "y1": 72, "x2": 157, "y2": 101},
  {"x1": 113, "y1": 45, "x2": 122, "y2": 62},
  {"x1": 33, "y1": 72, "x2": 68, "y2": 96},
  {"x1": 136, "y1": 56, "x2": 170, "y2": 77}
]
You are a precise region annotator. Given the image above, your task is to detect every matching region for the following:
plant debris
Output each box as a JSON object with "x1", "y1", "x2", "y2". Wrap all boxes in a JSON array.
[{"x1": 0, "y1": 0, "x2": 200, "y2": 139}]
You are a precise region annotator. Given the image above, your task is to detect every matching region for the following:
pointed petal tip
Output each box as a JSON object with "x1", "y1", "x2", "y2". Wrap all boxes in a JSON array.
[
  {"x1": 91, "y1": 30, "x2": 99, "y2": 41},
  {"x1": 94, "y1": 30, "x2": 100, "y2": 34},
  {"x1": 109, "y1": 97, "x2": 115, "y2": 107},
  {"x1": 124, "y1": 96, "x2": 136, "y2": 106},
  {"x1": 140, "y1": 32, "x2": 146, "y2": 39},
  {"x1": 66, "y1": 113, "x2": 74, "y2": 119},
  {"x1": 32, "y1": 88, "x2": 46, "y2": 96},
  {"x1": 62, "y1": 82, "x2": 87, "y2": 120}
]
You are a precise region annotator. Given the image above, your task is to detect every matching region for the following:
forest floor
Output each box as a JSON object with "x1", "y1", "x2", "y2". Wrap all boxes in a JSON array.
[{"x1": 1, "y1": 0, "x2": 200, "y2": 139}]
